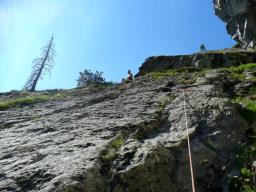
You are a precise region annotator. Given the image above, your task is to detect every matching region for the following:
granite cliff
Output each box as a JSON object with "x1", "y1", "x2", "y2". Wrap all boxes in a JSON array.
[{"x1": 0, "y1": 1, "x2": 256, "y2": 192}]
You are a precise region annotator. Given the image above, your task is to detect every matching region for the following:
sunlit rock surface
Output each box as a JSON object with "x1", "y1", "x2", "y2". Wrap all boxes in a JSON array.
[{"x1": 1, "y1": 56, "x2": 255, "y2": 191}]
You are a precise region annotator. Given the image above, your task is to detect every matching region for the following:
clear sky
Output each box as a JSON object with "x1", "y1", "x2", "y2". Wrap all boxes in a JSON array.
[{"x1": 0, "y1": 0, "x2": 235, "y2": 92}]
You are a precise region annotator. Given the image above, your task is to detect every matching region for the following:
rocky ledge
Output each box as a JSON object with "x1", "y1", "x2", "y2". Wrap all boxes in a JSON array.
[{"x1": 136, "y1": 49, "x2": 256, "y2": 77}]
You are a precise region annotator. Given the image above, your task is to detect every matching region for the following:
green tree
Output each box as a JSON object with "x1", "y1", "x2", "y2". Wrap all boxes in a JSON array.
[
  {"x1": 77, "y1": 69, "x2": 105, "y2": 87},
  {"x1": 200, "y1": 44, "x2": 207, "y2": 52}
]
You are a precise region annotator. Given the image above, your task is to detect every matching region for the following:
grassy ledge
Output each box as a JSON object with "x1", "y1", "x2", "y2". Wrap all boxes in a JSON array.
[
  {"x1": 0, "y1": 93, "x2": 66, "y2": 110},
  {"x1": 144, "y1": 67, "x2": 207, "y2": 80},
  {"x1": 224, "y1": 63, "x2": 256, "y2": 81}
]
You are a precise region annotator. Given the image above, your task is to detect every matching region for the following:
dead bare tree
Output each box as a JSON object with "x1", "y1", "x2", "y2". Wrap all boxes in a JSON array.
[{"x1": 23, "y1": 36, "x2": 56, "y2": 91}]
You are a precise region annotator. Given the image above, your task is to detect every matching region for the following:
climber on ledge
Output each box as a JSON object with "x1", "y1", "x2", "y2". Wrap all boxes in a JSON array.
[
  {"x1": 127, "y1": 69, "x2": 133, "y2": 81},
  {"x1": 122, "y1": 69, "x2": 133, "y2": 83}
]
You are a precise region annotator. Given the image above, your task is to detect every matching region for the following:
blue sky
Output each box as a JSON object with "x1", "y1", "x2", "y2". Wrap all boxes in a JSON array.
[{"x1": 0, "y1": 0, "x2": 235, "y2": 92}]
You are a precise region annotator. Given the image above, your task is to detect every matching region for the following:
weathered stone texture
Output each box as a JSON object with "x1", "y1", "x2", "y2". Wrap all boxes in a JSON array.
[
  {"x1": 0, "y1": 69, "x2": 251, "y2": 191},
  {"x1": 136, "y1": 49, "x2": 256, "y2": 76}
]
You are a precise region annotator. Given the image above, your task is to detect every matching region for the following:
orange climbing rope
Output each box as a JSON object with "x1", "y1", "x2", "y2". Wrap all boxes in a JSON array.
[
  {"x1": 168, "y1": 86, "x2": 206, "y2": 192},
  {"x1": 182, "y1": 89, "x2": 196, "y2": 192}
]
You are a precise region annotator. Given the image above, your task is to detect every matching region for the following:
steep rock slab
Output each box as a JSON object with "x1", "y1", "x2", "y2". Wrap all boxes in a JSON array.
[
  {"x1": 106, "y1": 73, "x2": 249, "y2": 192},
  {"x1": 0, "y1": 69, "x2": 252, "y2": 191},
  {"x1": 0, "y1": 82, "x2": 165, "y2": 192}
]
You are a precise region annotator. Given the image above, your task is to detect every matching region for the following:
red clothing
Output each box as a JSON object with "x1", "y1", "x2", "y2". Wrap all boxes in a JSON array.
[{"x1": 127, "y1": 73, "x2": 133, "y2": 81}]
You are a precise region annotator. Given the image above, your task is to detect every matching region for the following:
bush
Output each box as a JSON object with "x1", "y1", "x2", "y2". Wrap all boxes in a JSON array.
[{"x1": 77, "y1": 69, "x2": 105, "y2": 87}]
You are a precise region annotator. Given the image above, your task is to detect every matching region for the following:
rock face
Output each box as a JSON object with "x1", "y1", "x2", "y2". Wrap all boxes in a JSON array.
[
  {"x1": 1, "y1": 1, "x2": 256, "y2": 190},
  {"x1": 214, "y1": 0, "x2": 256, "y2": 47},
  {"x1": 1, "y1": 58, "x2": 255, "y2": 191},
  {"x1": 136, "y1": 49, "x2": 256, "y2": 76}
]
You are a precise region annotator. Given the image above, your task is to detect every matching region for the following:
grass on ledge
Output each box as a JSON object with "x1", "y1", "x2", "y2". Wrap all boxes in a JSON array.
[
  {"x1": 0, "y1": 93, "x2": 66, "y2": 110},
  {"x1": 144, "y1": 63, "x2": 256, "y2": 81},
  {"x1": 145, "y1": 67, "x2": 207, "y2": 80},
  {"x1": 225, "y1": 63, "x2": 256, "y2": 73},
  {"x1": 233, "y1": 97, "x2": 256, "y2": 124},
  {"x1": 145, "y1": 69, "x2": 177, "y2": 80},
  {"x1": 224, "y1": 63, "x2": 256, "y2": 81}
]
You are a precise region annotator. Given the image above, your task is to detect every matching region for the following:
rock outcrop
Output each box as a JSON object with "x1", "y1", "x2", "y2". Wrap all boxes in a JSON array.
[
  {"x1": 1, "y1": 57, "x2": 255, "y2": 191},
  {"x1": 214, "y1": 0, "x2": 256, "y2": 48},
  {"x1": 136, "y1": 49, "x2": 256, "y2": 76}
]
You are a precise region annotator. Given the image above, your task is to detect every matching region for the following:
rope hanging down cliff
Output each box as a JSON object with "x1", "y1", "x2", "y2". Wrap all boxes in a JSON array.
[
  {"x1": 168, "y1": 86, "x2": 203, "y2": 192},
  {"x1": 159, "y1": 83, "x2": 212, "y2": 191},
  {"x1": 182, "y1": 89, "x2": 196, "y2": 192}
]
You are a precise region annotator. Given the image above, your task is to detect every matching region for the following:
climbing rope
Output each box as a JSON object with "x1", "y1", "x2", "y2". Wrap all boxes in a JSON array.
[
  {"x1": 182, "y1": 89, "x2": 196, "y2": 192},
  {"x1": 168, "y1": 85, "x2": 208, "y2": 192}
]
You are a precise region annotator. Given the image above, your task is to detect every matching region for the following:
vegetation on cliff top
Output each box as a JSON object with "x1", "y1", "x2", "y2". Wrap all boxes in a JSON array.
[
  {"x1": 144, "y1": 67, "x2": 207, "y2": 79},
  {"x1": 225, "y1": 63, "x2": 256, "y2": 81},
  {"x1": 0, "y1": 92, "x2": 66, "y2": 110}
]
